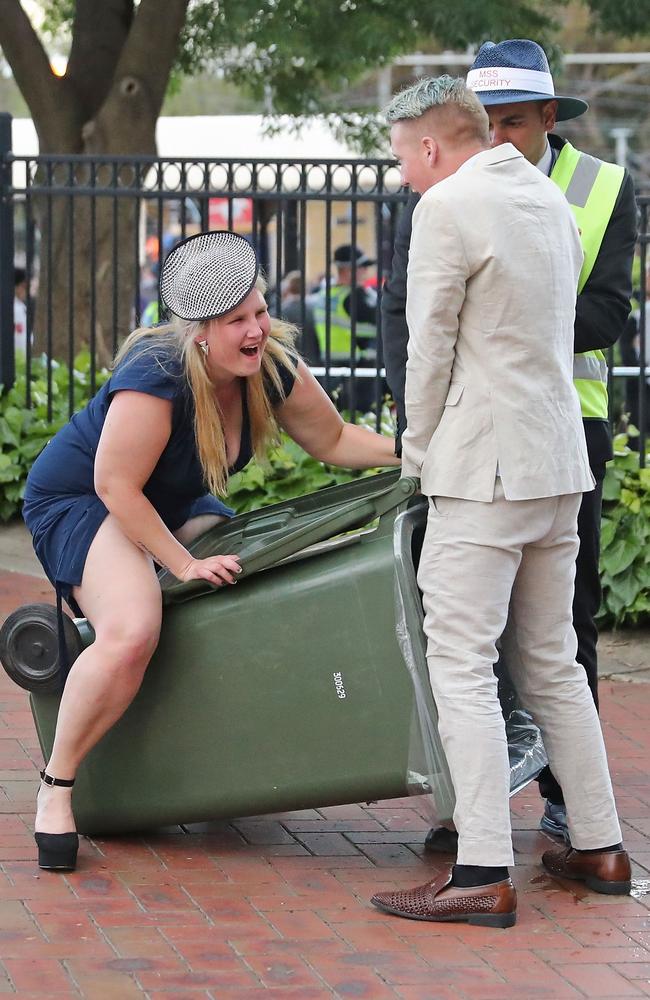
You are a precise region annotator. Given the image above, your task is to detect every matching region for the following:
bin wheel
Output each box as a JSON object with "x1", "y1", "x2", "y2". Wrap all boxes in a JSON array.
[{"x1": 0, "y1": 603, "x2": 83, "y2": 694}]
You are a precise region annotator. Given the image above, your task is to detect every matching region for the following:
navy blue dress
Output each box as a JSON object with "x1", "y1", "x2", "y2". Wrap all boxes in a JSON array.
[{"x1": 23, "y1": 340, "x2": 295, "y2": 613}]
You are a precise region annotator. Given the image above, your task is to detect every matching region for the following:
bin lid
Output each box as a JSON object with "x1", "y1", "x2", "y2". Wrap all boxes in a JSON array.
[{"x1": 159, "y1": 470, "x2": 418, "y2": 605}]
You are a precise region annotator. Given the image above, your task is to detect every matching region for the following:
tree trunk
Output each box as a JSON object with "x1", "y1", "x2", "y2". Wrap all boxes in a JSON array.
[
  {"x1": 0, "y1": 0, "x2": 188, "y2": 366},
  {"x1": 33, "y1": 93, "x2": 158, "y2": 366}
]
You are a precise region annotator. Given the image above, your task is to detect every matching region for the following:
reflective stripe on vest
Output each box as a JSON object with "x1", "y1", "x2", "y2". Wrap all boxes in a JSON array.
[
  {"x1": 573, "y1": 352, "x2": 609, "y2": 419},
  {"x1": 551, "y1": 141, "x2": 624, "y2": 420},
  {"x1": 312, "y1": 285, "x2": 375, "y2": 361},
  {"x1": 572, "y1": 353, "x2": 608, "y2": 383}
]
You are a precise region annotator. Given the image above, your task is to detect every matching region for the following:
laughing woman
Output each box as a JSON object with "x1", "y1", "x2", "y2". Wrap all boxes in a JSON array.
[{"x1": 23, "y1": 231, "x2": 399, "y2": 872}]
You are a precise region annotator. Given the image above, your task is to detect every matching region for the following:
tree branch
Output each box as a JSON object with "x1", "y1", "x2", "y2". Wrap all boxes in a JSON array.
[
  {"x1": 66, "y1": 0, "x2": 134, "y2": 121},
  {"x1": 113, "y1": 0, "x2": 190, "y2": 118},
  {"x1": 0, "y1": 0, "x2": 66, "y2": 130},
  {"x1": 78, "y1": 0, "x2": 189, "y2": 155}
]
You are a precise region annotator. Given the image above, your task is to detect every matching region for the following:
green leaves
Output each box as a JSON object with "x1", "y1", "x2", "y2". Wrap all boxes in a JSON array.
[
  {"x1": 600, "y1": 536, "x2": 641, "y2": 577},
  {"x1": 0, "y1": 357, "x2": 392, "y2": 531},
  {"x1": 226, "y1": 414, "x2": 391, "y2": 513},
  {"x1": 0, "y1": 355, "x2": 109, "y2": 522},
  {"x1": 586, "y1": 0, "x2": 647, "y2": 36},
  {"x1": 598, "y1": 436, "x2": 650, "y2": 627},
  {"x1": 174, "y1": 0, "x2": 564, "y2": 121}
]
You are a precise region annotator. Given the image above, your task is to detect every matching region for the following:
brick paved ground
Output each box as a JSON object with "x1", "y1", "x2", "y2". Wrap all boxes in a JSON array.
[{"x1": 0, "y1": 572, "x2": 649, "y2": 998}]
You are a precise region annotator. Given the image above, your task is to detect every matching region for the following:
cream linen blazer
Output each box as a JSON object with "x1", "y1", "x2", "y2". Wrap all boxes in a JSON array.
[{"x1": 401, "y1": 143, "x2": 595, "y2": 502}]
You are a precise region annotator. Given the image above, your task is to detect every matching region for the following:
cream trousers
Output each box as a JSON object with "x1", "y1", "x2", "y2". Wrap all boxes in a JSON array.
[{"x1": 417, "y1": 480, "x2": 622, "y2": 867}]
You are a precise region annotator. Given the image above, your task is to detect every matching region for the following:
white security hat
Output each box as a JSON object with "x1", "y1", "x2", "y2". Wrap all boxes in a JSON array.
[{"x1": 467, "y1": 40, "x2": 588, "y2": 122}]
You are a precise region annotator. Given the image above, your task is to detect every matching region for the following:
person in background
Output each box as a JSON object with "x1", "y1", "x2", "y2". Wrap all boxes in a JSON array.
[
  {"x1": 279, "y1": 270, "x2": 320, "y2": 365},
  {"x1": 310, "y1": 245, "x2": 378, "y2": 413},
  {"x1": 381, "y1": 38, "x2": 637, "y2": 850},
  {"x1": 14, "y1": 266, "x2": 29, "y2": 354},
  {"x1": 22, "y1": 230, "x2": 399, "y2": 874}
]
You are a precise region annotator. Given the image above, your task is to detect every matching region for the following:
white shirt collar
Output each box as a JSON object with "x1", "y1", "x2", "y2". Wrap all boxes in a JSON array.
[{"x1": 536, "y1": 140, "x2": 553, "y2": 176}]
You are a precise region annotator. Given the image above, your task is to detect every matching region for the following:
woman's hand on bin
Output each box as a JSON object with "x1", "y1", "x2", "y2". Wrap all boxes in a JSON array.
[{"x1": 178, "y1": 554, "x2": 242, "y2": 586}]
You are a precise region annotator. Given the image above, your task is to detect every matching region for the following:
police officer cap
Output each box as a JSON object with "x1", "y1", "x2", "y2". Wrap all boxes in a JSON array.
[{"x1": 333, "y1": 244, "x2": 376, "y2": 267}]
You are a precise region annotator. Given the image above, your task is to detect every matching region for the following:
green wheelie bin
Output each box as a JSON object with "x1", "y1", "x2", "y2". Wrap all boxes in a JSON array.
[
  {"x1": 0, "y1": 471, "x2": 544, "y2": 835},
  {"x1": 1, "y1": 472, "x2": 450, "y2": 833}
]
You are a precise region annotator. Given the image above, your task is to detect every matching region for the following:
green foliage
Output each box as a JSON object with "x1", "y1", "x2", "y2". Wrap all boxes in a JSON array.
[
  {"x1": 226, "y1": 407, "x2": 396, "y2": 512},
  {"x1": 39, "y1": 0, "x2": 76, "y2": 36},
  {"x1": 0, "y1": 354, "x2": 109, "y2": 522},
  {"x1": 178, "y1": 0, "x2": 560, "y2": 119},
  {"x1": 586, "y1": 0, "x2": 647, "y2": 36},
  {"x1": 226, "y1": 436, "x2": 368, "y2": 513},
  {"x1": 18, "y1": 1, "x2": 647, "y2": 154},
  {"x1": 0, "y1": 358, "x2": 395, "y2": 522},
  {"x1": 34, "y1": 0, "x2": 561, "y2": 122},
  {"x1": 599, "y1": 432, "x2": 650, "y2": 626}
]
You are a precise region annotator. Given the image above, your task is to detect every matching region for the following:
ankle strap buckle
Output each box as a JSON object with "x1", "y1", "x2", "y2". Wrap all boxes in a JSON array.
[{"x1": 40, "y1": 770, "x2": 75, "y2": 788}]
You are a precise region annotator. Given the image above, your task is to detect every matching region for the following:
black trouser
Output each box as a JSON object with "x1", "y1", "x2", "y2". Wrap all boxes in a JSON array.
[{"x1": 537, "y1": 459, "x2": 606, "y2": 804}]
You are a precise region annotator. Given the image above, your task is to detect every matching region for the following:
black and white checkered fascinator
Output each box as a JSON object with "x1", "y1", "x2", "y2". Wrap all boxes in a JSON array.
[{"x1": 160, "y1": 231, "x2": 259, "y2": 321}]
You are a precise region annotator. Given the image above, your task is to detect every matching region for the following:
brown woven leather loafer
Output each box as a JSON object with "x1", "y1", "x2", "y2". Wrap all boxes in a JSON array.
[
  {"x1": 371, "y1": 870, "x2": 516, "y2": 928},
  {"x1": 542, "y1": 846, "x2": 631, "y2": 895}
]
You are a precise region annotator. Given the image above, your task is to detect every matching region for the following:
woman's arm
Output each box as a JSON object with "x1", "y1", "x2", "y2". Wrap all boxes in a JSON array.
[
  {"x1": 276, "y1": 361, "x2": 400, "y2": 469},
  {"x1": 94, "y1": 391, "x2": 240, "y2": 585}
]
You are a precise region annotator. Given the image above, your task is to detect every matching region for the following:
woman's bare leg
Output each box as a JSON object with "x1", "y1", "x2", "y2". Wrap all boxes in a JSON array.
[
  {"x1": 35, "y1": 516, "x2": 162, "y2": 834},
  {"x1": 173, "y1": 514, "x2": 227, "y2": 547}
]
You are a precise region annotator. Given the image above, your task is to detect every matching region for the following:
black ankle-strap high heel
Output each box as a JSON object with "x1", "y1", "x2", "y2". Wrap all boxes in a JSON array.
[{"x1": 35, "y1": 770, "x2": 79, "y2": 871}]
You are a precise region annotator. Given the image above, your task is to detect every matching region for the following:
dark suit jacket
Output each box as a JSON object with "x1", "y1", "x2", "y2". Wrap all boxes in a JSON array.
[{"x1": 380, "y1": 135, "x2": 638, "y2": 463}]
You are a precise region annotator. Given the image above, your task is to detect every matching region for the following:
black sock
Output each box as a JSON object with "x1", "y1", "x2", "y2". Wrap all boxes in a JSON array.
[
  {"x1": 451, "y1": 864, "x2": 509, "y2": 887},
  {"x1": 575, "y1": 843, "x2": 623, "y2": 854}
]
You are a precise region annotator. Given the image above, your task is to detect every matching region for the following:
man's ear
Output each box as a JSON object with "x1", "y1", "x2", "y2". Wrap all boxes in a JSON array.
[
  {"x1": 422, "y1": 136, "x2": 438, "y2": 164},
  {"x1": 541, "y1": 100, "x2": 558, "y2": 134}
]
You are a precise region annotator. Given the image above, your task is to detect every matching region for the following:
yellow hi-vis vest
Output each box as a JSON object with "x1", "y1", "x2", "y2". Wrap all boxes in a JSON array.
[
  {"x1": 312, "y1": 285, "x2": 376, "y2": 362},
  {"x1": 550, "y1": 141, "x2": 625, "y2": 419}
]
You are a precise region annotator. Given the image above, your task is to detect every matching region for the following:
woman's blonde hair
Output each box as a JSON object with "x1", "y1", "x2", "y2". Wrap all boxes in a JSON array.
[{"x1": 113, "y1": 280, "x2": 298, "y2": 497}]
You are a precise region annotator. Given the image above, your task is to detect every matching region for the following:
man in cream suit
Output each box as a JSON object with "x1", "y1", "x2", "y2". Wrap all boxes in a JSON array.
[{"x1": 371, "y1": 76, "x2": 629, "y2": 929}]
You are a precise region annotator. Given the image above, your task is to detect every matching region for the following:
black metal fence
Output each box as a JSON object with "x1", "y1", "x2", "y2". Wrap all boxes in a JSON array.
[
  {"x1": 0, "y1": 112, "x2": 405, "y2": 429},
  {"x1": 0, "y1": 110, "x2": 648, "y2": 462},
  {"x1": 628, "y1": 195, "x2": 648, "y2": 463}
]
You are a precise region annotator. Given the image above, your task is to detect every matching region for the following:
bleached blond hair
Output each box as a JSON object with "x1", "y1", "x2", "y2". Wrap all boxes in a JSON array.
[{"x1": 385, "y1": 75, "x2": 489, "y2": 144}]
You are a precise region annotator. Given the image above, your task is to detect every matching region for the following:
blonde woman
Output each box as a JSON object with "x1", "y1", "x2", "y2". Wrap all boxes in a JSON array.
[{"x1": 23, "y1": 231, "x2": 399, "y2": 872}]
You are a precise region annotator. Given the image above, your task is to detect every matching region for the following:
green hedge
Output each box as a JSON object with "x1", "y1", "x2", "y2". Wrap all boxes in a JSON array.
[
  {"x1": 599, "y1": 432, "x2": 650, "y2": 626},
  {"x1": 2, "y1": 359, "x2": 649, "y2": 627},
  {"x1": 226, "y1": 409, "x2": 395, "y2": 511},
  {"x1": 0, "y1": 354, "x2": 384, "y2": 522},
  {"x1": 0, "y1": 353, "x2": 110, "y2": 522}
]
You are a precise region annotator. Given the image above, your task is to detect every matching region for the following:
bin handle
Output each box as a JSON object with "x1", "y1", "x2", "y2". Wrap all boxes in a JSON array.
[
  {"x1": 242, "y1": 511, "x2": 293, "y2": 537},
  {"x1": 237, "y1": 476, "x2": 418, "y2": 577}
]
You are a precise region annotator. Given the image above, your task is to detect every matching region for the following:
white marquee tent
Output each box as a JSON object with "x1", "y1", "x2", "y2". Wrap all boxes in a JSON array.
[{"x1": 10, "y1": 115, "x2": 369, "y2": 160}]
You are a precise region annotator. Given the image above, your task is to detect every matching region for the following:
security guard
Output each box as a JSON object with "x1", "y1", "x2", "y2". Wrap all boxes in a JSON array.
[
  {"x1": 311, "y1": 244, "x2": 378, "y2": 411},
  {"x1": 381, "y1": 39, "x2": 637, "y2": 846}
]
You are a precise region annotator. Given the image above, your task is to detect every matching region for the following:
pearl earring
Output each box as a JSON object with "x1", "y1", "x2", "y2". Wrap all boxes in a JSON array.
[{"x1": 197, "y1": 340, "x2": 209, "y2": 356}]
